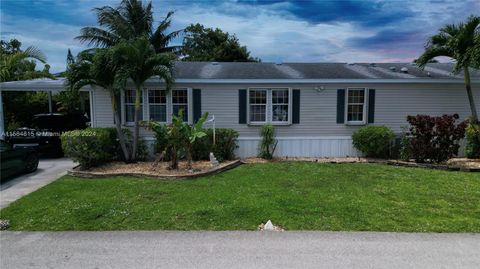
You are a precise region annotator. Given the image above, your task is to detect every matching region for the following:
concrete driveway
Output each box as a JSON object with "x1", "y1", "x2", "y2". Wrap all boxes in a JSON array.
[
  {"x1": 1, "y1": 231, "x2": 479, "y2": 269},
  {"x1": 0, "y1": 158, "x2": 75, "y2": 209}
]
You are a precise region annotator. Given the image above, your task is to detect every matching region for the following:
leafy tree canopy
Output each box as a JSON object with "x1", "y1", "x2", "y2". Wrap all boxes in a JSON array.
[
  {"x1": 181, "y1": 23, "x2": 259, "y2": 62},
  {"x1": 0, "y1": 38, "x2": 53, "y2": 82}
]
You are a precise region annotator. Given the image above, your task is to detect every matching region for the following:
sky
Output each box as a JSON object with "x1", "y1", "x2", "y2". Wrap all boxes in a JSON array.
[{"x1": 1, "y1": 0, "x2": 478, "y2": 73}]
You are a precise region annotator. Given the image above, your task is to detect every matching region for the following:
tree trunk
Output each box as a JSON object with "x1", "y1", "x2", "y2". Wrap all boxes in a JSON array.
[
  {"x1": 132, "y1": 86, "x2": 141, "y2": 161},
  {"x1": 111, "y1": 93, "x2": 130, "y2": 162},
  {"x1": 170, "y1": 145, "x2": 178, "y2": 169},
  {"x1": 186, "y1": 144, "x2": 193, "y2": 170},
  {"x1": 464, "y1": 66, "x2": 479, "y2": 124}
]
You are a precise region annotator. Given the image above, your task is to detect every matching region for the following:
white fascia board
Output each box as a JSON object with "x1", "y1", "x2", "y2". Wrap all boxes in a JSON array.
[
  {"x1": 152, "y1": 78, "x2": 480, "y2": 85},
  {"x1": 2, "y1": 78, "x2": 480, "y2": 91}
]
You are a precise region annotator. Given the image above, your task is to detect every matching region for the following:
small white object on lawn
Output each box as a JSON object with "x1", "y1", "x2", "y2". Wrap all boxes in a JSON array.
[{"x1": 264, "y1": 220, "x2": 274, "y2": 230}]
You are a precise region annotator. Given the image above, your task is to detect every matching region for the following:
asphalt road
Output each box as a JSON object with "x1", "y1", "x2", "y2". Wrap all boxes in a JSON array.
[{"x1": 1, "y1": 231, "x2": 479, "y2": 269}]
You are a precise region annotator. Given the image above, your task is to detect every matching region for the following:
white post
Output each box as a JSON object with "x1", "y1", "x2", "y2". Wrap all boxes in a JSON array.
[
  {"x1": 206, "y1": 114, "x2": 216, "y2": 145},
  {"x1": 0, "y1": 90, "x2": 4, "y2": 139}
]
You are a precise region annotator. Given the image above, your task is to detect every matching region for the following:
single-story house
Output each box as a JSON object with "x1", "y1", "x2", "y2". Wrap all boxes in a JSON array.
[{"x1": 1, "y1": 61, "x2": 479, "y2": 157}]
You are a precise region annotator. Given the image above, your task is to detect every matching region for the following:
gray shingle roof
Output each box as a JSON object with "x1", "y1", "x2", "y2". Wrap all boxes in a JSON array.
[
  {"x1": 173, "y1": 61, "x2": 480, "y2": 80},
  {"x1": 2, "y1": 62, "x2": 480, "y2": 92}
]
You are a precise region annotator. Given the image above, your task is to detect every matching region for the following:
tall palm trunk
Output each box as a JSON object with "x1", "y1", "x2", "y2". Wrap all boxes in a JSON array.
[
  {"x1": 111, "y1": 93, "x2": 130, "y2": 162},
  {"x1": 132, "y1": 86, "x2": 142, "y2": 161},
  {"x1": 464, "y1": 66, "x2": 479, "y2": 124}
]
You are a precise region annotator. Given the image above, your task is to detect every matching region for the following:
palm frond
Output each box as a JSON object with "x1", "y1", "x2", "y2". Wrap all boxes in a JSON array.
[
  {"x1": 416, "y1": 47, "x2": 452, "y2": 68},
  {"x1": 76, "y1": 27, "x2": 119, "y2": 47},
  {"x1": 22, "y1": 46, "x2": 47, "y2": 63}
]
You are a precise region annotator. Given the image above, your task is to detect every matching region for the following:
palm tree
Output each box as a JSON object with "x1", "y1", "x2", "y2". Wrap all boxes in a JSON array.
[
  {"x1": 76, "y1": 0, "x2": 182, "y2": 54},
  {"x1": 0, "y1": 46, "x2": 54, "y2": 82},
  {"x1": 417, "y1": 15, "x2": 480, "y2": 123},
  {"x1": 66, "y1": 49, "x2": 130, "y2": 161},
  {"x1": 113, "y1": 37, "x2": 175, "y2": 161}
]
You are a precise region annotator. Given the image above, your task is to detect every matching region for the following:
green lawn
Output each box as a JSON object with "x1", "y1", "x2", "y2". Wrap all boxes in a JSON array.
[{"x1": 1, "y1": 162, "x2": 479, "y2": 232}]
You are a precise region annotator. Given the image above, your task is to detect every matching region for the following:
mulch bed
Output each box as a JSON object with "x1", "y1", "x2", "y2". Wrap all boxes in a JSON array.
[
  {"x1": 242, "y1": 157, "x2": 480, "y2": 172},
  {"x1": 68, "y1": 160, "x2": 242, "y2": 179}
]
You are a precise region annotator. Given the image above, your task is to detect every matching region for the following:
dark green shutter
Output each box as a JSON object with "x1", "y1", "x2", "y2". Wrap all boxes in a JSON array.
[
  {"x1": 292, "y1": 89, "x2": 300, "y2": 124},
  {"x1": 336, "y1": 89, "x2": 345, "y2": 124},
  {"x1": 368, "y1": 89, "x2": 375, "y2": 124},
  {"x1": 193, "y1": 89, "x2": 202, "y2": 122},
  {"x1": 239, "y1": 89, "x2": 247, "y2": 124}
]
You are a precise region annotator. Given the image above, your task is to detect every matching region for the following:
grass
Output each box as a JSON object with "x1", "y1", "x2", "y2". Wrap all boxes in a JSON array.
[{"x1": 1, "y1": 162, "x2": 479, "y2": 232}]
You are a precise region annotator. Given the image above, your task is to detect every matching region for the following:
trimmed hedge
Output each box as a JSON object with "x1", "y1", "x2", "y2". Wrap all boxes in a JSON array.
[
  {"x1": 61, "y1": 128, "x2": 118, "y2": 169},
  {"x1": 61, "y1": 127, "x2": 147, "y2": 169},
  {"x1": 465, "y1": 123, "x2": 480, "y2": 159},
  {"x1": 352, "y1": 125, "x2": 395, "y2": 158}
]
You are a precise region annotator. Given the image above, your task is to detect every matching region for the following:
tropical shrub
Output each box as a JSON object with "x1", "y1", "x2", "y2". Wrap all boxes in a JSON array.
[
  {"x1": 61, "y1": 128, "x2": 117, "y2": 169},
  {"x1": 258, "y1": 124, "x2": 277, "y2": 159},
  {"x1": 352, "y1": 126, "x2": 395, "y2": 158},
  {"x1": 405, "y1": 114, "x2": 466, "y2": 163},
  {"x1": 465, "y1": 122, "x2": 480, "y2": 158},
  {"x1": 148, "y1": 111, "x2": 208, "y2": 169},
  {"x1": 192, "y1": 128, "x2": 239, "y2": 162},
  {"x1": 210, "y1": 128, "x2": 239, "y2": 161}
]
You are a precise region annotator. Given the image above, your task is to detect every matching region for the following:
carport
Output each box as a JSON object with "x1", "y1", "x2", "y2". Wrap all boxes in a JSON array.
[{"x1": 0, "y1": 78, "x2": 95, "y2": 137}]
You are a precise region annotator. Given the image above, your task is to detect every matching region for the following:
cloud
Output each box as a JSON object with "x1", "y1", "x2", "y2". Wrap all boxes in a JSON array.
[
  {"x1": 0, "y1": 11, "x2": 87, "y2": 73},
  {"x1": 1, "y1": 0, "x2": 478, "y2": 73},
  {"x1": 237, "y1": 0, "x2": 415, "y2": 27}
]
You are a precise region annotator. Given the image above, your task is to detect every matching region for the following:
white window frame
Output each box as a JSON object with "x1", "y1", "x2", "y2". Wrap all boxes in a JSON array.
[
  {"x1": 146, "y1": 88, "x2": 168, "y2": 123},
  {"x1": 121, "y1": 89, "x2": 145, "y2": 126},
  {"x1": 122, "y1": 87, "x2": 192, "y2": 125},
  {"x1": 345, "y1": 87, "x2": 367, "y2": 125},
  {"x1": 171, "y1": 88, "x2": 192, "y2": 123},
  {"x1": 247, "y1": 87, "x2": 292, "y2": 125}
]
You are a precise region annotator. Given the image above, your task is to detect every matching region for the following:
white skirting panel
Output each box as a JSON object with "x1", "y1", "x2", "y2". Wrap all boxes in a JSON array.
[{"x1": 235, "y1": 136, "x2": 361, "y2": 158}]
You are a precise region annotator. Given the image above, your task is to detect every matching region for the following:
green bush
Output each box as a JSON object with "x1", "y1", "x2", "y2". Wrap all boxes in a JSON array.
[
  {"x1": 258, "y1": 124, "x2": 277, "y2": 159},
  {"x1": 61, "y1": 127, "x2": 147, "y2": 169},
  {"x1": 465, "y1": 123, "x2": 480, "y2": 158},
  {"x1": 61, "y1": 128, "x2": 118, "y2": 169},
  {"x1": 192, "y1": 128, "x2": 239, "y2": 162},
  {"x1": 352, "y1": 125, "x2": 395, "y2": 158}
]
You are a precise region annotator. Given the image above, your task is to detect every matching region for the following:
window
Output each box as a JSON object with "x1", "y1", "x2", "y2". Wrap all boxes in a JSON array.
[
  {"x1": 148, "y1": 89, "x2": 167, "y2": 122},
  {"x1": 272, "y1": 89, "x2": 289, "y2": 122},
  {"x1": 172, "y1": 89, "x2": 188, "y2": 122},
  {"x1": 346, "y1": 88, "x2": 366, "y2": 124},
  {"x1": 248, "y1": 88, "x2": 291, "y2": 124},
  {"x1": 249, "y1": 89, "x2": 267, "y2": 122},
  {"x1": 125, "y1": 89, "x2": 142, "y2": 123}
]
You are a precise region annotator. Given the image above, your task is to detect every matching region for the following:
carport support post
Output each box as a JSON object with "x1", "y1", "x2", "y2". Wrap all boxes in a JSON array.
[
  {"x1": 48, "y1": 90, "x2": 53, "y2": 113},
  {"x1": 0, "y1": 90, "x2": 4, "y2": 139}
]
